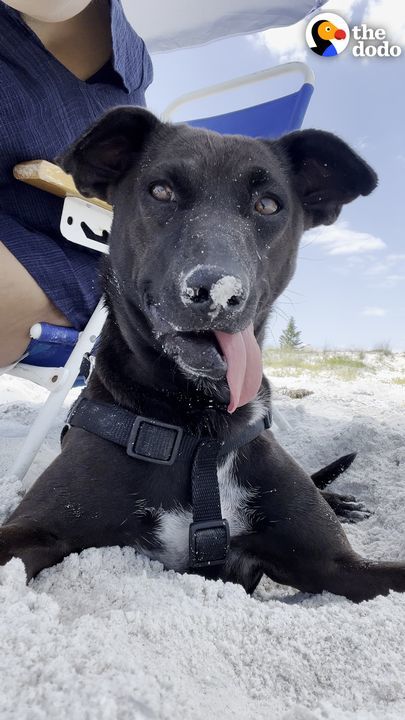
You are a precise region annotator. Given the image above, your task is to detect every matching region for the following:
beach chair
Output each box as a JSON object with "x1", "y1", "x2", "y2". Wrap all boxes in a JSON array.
[
  {"x1": 0, "y1": 164, "x2": 111, "y2": 485},
  {"x1": 1, "y1": 61, "x2": 314, "y2": 486},
  {"x1": 162, "y1": 62, "x2": 314, "y2": 135}
]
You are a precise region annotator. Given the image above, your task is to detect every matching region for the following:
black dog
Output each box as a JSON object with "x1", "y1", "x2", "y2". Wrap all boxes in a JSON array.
[{"x1": 1, "y1": 108, "x2": 404, "y2": 602}]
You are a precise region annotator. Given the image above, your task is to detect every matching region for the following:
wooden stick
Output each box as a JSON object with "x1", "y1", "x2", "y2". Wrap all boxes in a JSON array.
[{"x1": 13, "y1": 160, "x2": 112, "y2": 212}]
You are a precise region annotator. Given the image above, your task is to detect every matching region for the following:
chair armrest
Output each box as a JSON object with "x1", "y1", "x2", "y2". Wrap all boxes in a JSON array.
[{"x1": 13, "y1": 160, "x2": 112, "y2": 212}]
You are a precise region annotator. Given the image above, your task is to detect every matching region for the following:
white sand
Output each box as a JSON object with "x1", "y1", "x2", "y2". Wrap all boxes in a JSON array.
[{"x1": 0, "y1": 357, "x2": 405, "y2": 720}]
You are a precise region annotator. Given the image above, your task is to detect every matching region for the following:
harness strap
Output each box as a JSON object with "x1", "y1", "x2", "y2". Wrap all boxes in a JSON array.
[
  {"x1": 63, "y1": 397, "x2": 271, "y2": 570},
  {"x1": 189, "y1": 439, "x2": 229, "y2": 568}
]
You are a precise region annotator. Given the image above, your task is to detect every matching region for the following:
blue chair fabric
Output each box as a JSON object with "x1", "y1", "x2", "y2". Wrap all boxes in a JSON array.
[{"x1": 186, "y1": 83, "x2": 314, "y2": 138}]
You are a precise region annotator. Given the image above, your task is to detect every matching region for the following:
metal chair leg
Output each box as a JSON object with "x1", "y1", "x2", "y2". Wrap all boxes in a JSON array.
[{"x1": 8, "y1": 298, "x2": 107, "y2": 490}]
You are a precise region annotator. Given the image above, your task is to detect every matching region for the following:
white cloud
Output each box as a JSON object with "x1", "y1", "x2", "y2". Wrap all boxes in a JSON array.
[
  {"x1": 250, "y1": 0, "x2": 362, "y2": 62},
  {"x1": 386, "y1": 274, "x2": 405, "y2": 284},
  {"x1": 363, "y1": 0, "x2": 405, "y2": 46},
  {"x1": 305, "y1": 220, "x2": 386, "y2": 255},
  {"x1": 249, "y1": 0, "x2": 405, "y2": 62},
  {"x1": 354, "y1": 136, "x2": 369, "y2": 152},
  {"x1": 251, "y1": 19, "x2": 307, "y2": 63},
  {"x1": 326, "y1": 0, "x2": 364, "y2": 18},
  {"x1": 361, "y1": 306, "x2": 386, "y2": 316},
  {"x1": 365, "y1": 255, "x2": 405, "y2": 284}
]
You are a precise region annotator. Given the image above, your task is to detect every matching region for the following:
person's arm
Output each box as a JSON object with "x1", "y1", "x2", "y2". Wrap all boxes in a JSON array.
[{"x1": 0, "y1": 212, "x2": 75, "y2": 365}]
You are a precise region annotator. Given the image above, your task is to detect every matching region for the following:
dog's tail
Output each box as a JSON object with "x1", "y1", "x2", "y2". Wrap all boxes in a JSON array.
[{"x1": 311, "y1": 452, "x2": 357, "y2": 490}]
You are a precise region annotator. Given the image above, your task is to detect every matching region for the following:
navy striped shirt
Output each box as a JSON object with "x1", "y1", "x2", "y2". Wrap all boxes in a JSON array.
[{"x1": 0, "y1": 1, "x2": 153, "y2": 328}]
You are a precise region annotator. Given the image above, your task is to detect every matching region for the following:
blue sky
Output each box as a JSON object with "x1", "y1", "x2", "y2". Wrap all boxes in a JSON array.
[{"x1": 146, "y1": 0, "x2": 405, "y2": 350}]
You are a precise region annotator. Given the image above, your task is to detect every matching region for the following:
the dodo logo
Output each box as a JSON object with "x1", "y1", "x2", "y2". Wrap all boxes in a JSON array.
[{"x1": 306, "y1": 13, "x2": 350, "y2": 57}]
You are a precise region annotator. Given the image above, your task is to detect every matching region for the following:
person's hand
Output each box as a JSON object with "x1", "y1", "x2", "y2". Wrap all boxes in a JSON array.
[{"x1": 2, "y1": 0, "x2": 92, "y2": 23}]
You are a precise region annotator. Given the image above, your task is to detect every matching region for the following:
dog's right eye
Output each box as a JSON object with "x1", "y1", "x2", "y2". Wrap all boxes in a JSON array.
[
  {"x1": 150, "y1": 182, "x2": 175, "y2": 202},
  {"x1": 254, "y1": 196, "x2": 280, "y2": 215}
]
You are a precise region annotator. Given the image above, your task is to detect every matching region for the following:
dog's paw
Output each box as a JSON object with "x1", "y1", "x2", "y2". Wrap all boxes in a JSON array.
[{"x1": 321, "y1": 491, "x2": 372, "y2": 523}]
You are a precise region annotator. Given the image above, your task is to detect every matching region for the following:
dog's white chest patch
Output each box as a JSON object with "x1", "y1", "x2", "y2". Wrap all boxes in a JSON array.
[{"x1": 145, "y1": 451, "x2": 252, "y2": 572}]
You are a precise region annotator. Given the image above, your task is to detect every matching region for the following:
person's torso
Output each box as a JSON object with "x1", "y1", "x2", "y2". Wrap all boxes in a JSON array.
[{"x1": 0, "y1": 0, "x2": 153, "y2": 239}]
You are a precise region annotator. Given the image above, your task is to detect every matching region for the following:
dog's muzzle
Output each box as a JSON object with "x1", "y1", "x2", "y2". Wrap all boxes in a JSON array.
[{"x1": 181, "y1": 265, "x2": 249, "y2": 318}]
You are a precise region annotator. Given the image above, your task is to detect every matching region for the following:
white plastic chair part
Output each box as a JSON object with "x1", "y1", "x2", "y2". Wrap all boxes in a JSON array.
[
  {"x1": 161, "y1": 62, "x2": 315, "y2": 122},
  {"x1": 7, "y1": 297, "x2": 108, "y2": 489},
  {"x1": 0, "y1": 358, "x2": 26, "y2": 377},
  {"x1": 9, "y1": 363, "x2": 70, "y2": 392},
  {"x1": 60, "y1": 196, "x2": 112, "y2": 254}
]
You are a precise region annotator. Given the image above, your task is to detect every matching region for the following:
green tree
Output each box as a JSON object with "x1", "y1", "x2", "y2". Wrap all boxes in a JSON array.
[{"x1": 279, "y1": 317, "x2": 303, "y2": 349}]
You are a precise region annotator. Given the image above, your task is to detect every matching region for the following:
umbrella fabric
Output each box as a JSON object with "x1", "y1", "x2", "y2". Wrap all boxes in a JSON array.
[{"x1": 122, "y1": 0, "x2": 326, "y2": 52}]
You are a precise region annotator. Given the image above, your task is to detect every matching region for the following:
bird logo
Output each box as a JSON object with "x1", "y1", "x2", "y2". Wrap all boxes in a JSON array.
[{"x1": 306, "y1": 13, "x2": 350, "y2": 57}]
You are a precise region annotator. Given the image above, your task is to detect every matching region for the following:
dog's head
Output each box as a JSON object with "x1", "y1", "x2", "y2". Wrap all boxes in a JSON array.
[{"x1": 58, "y1": 107, "x2": 376, "y2": 411}]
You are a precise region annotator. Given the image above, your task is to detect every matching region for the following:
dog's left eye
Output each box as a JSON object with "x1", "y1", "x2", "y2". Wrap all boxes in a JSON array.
[
  {"x1": 150, "y1": 182, "x2": 175, "y2": 202},
  {"x1": 254, "y1": 196, "x2": 280, "y2": 215}
]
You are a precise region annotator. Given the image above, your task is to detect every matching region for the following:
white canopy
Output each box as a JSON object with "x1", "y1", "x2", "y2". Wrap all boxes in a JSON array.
[{"x1": 121, "y1": 0, "x2": 326, "y2": 53}]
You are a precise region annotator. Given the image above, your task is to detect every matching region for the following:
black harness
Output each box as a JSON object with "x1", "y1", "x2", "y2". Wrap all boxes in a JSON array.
[{"x1": 63, "y1": 397, "x2": 271, "y2": 571}]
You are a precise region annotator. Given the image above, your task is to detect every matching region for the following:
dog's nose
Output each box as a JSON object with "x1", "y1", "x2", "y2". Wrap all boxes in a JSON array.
[{"x1": 181, "y1": 265, "x2": 248, "y2": 314}]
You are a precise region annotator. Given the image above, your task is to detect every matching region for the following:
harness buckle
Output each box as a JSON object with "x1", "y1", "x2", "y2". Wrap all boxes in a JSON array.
[
  {"x1": 189, "y1": 519, "x2": 230, "y2": 568},
  {"x1": 126, "y1": 416, "x2": 183, "y2": 465}
]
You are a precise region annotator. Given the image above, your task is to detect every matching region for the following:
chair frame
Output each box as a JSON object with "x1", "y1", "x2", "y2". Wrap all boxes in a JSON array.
[
  {"x1": 161, "y1": 61, "x2": 314, "y2": 123},
  {"x1": 2, "y1": 297, "x2": 107, "y2": 486}
]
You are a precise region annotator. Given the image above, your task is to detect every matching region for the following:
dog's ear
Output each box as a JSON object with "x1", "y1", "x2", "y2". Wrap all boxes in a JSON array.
[
  {"x1": 56, "y1": 106, "x2": 159, "y2": 201},
  {"x1": 276, "y1": 129, "x2": 377, "y2": 229}
]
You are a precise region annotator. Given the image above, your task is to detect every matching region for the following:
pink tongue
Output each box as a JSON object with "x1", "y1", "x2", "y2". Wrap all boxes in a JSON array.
[{"x1": 214, "y1": 323, "x2": 263, "y2": 414}]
